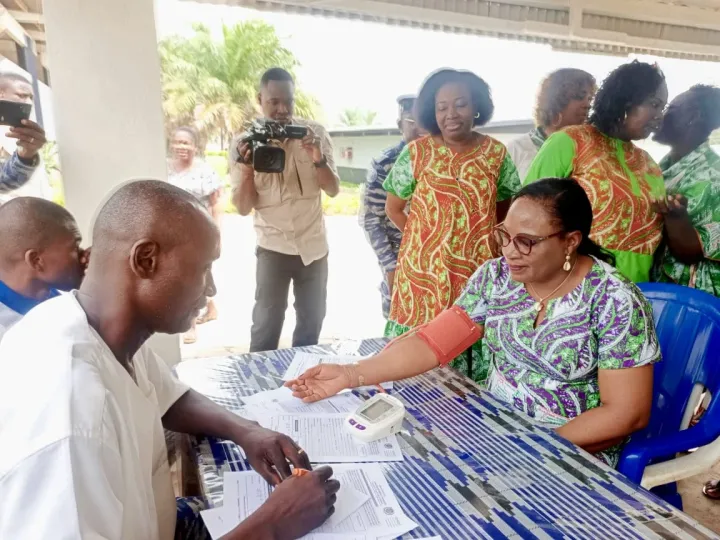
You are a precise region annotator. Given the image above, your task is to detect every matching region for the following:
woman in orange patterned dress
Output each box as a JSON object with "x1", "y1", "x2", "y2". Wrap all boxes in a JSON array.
[
  {"x1": 383, "y1": 69, "x2": 521, "y2": 381},
  {"x1": 524, "y1": 61, "x2": 668, "y2": 283}
]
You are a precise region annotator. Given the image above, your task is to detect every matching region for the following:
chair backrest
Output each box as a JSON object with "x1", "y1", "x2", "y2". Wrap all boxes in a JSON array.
[{"x1": 633, "y1": 283, "x2": 720, "y2": 443}]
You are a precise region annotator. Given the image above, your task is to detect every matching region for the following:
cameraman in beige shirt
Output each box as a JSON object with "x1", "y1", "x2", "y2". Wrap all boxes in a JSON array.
[{"x1": 232, "y1": 68, "x2": 339, "y2": 352}]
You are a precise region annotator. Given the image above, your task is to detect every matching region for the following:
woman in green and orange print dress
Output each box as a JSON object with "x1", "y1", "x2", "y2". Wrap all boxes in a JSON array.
[
  {"x1": 524, "y1": 61, "x2": 668, "y2": 283},
  {"x1": 383, "y1": 69, "x2": 521, "y2": 382}
]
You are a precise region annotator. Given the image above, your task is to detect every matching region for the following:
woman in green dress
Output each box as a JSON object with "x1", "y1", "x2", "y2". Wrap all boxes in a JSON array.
[
  {"x1": 651, "y1": 85, "x2": 720, "y2": 500},
  {"x1": 525, "y1": 61, "x2": 668, "y2": 283},
  {"x1": 652, "y1": 85, "x2": 720, "y2": 297}
]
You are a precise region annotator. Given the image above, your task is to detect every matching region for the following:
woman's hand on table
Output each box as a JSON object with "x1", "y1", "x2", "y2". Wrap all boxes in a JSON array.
[
  {"x1": 284, "y1": 364, "x2": 353, "y2": 402},
  {"x1": 233, "y1": 424, "x2": 312, "y2": 485}
]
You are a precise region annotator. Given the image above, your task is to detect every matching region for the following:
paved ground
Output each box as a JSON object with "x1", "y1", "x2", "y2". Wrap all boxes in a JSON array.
[
  {"x1": 182, "y1": 214, "x2": 386, "y2": 358},
  {"x1": 679, "y1": 468, "x2": 720, "y2": 533},
  {"x1": 184, "y1": 214, "x2": 719, "y2": 532}
]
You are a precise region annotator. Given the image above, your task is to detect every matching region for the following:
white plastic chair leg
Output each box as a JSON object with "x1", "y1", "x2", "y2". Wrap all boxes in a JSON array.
[{"x1": 641, "y1": 437, "x2": 720, "y2": 490}]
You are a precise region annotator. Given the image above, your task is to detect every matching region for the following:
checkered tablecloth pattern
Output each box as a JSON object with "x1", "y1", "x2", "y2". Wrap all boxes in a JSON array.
[{"x1": 175, "y1": 340, "x2": 719, "y2": 540}]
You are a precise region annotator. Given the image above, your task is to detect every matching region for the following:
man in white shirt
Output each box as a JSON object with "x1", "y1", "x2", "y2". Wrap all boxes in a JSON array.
[
  {"x1": 0, "y1": 180, "x2": 339, "y2": 540},
  {"x1": 0, "y1": 196, "x2": 87, "y2": 340}
]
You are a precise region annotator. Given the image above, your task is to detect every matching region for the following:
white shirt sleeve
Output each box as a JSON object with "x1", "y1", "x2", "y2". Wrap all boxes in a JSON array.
[
  {"x1": 140, "y1": 347, "x2": 190, "y2": 415},
  {"x1": 506, "y1": 134, "x2": 537, "y2": 181},
  {"x1": 0, "y1": 435, "x2": 124, "y2": 540}
]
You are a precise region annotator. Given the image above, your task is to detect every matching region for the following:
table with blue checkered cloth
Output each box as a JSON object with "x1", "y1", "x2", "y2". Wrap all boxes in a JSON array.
[{"x1": 175, "y1": 339, "x2": 719, "y2": 540}]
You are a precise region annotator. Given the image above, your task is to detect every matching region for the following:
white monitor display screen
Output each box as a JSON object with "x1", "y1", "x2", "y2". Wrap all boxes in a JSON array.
[{"x1": 359, "y1": 399, "x2": 393, "y2": 421}]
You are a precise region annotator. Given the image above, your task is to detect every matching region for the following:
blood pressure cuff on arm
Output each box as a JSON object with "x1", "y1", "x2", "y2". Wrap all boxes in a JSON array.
[{"x1": 415, "y1": 306, "x2": 482, "y2": 366}]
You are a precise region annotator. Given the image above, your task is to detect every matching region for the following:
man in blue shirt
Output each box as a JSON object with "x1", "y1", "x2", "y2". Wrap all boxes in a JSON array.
[
  {"x1": 359, "y1": 95, "x2": 421, "y2": 317},
  {"x1": 0, "y1": 197, "x2": 87, "y2": 339},
  {"x1": 0, "y1": 73, "x2": 47, "y2": 196}
]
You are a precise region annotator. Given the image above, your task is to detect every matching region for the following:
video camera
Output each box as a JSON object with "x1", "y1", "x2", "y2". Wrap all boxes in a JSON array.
[{"x1": 236, "y1": 119, "x2": 308, "y2": 173}]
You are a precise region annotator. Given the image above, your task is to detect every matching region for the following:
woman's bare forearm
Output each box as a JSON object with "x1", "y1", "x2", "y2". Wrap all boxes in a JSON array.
[
  {"x1": 664, "y1": 214, "x2": 704, "y2": 264},
  {"x1": 555, "y1": 405, "x2": 646, "y2": 453},
  {"x1": 387, "y1": 210, "x2": 407, "y2": 231},
  {"x1": 349, "y1": 335, "x2": 439, "y2": 387},
  {"x1": 385, "y1": 193, "x2": 409, "y2": 231}
]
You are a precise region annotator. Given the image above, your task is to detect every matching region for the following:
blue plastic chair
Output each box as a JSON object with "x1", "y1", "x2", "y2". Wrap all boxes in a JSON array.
[{"x1": 617, "y1": 283, "x2": 720, "y2": 507}]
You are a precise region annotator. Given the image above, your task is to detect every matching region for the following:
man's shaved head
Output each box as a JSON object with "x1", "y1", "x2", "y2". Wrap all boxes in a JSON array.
[
  {"x1": 82, "y1": 180, "x2": 220, "y2": 336},
  {"x1": 92, "y1": 179, "x2": 213, "y2": 255},
  {"x1": 0, "y1": 197, "x2": 84, "y2": 293}
]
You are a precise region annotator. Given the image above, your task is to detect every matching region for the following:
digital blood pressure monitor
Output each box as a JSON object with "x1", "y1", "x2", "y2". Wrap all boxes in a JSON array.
[{"x1": 345, "y1": 393, "x2": 405, "y2": 442}]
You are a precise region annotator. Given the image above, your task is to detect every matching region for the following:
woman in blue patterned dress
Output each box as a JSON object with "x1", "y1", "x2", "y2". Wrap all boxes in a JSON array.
[{"x1": 287, "y1": 178, "x2": 661, "y2": 467}]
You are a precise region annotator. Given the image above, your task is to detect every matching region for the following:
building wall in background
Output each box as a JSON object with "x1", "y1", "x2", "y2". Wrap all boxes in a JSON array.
[{"x1": 330, "y1": 127, "x2": 715, "y2": 184}]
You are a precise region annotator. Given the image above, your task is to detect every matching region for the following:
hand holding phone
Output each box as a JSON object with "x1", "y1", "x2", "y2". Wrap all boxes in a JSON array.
[
  {"x1": 0, "y1": 100, "x2": 31, "y2": 128},
  {"x1": 7, "y1": 119, "x2": 46, "y2": 161},
  {"x1": 0, "y1": 100, "x2": 46, "y2": 160}
]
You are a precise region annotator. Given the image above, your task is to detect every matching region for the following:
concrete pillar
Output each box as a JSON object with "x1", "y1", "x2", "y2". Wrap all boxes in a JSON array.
[{"x1": 43, "y1": 0, "x2": 181, "y2": 366}]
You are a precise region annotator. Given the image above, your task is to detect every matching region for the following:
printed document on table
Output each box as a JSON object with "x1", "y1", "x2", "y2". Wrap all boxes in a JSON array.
[
  {"x1": 312, "y1": 464, "x2": 418, "y2": 539},
  {"x1": 242, "y1": 385, "x2": 364, "y2": 414},
  {"x1": 200, "y1": 507, "x2": 233, "y2": 539},
  {"x1": 283, "y1": 352, "x2": 393, "y2": 390},
  {"x1": 215, "y1": 470, "x2": 369, "y2": 539},
  {"x1": 257, "y1": 413, "x2": 404, "y2": 462},
  {"x1": 201, "y1": 504, "x2": 370, "y2": 540}
]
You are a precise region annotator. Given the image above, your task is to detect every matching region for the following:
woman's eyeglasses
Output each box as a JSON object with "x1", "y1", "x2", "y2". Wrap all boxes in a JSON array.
[{"x1": 493, "y1": 226, "x2": 564, "y2": 255}]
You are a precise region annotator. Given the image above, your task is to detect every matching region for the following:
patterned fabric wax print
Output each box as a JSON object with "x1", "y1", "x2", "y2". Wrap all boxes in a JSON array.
[
  {"x1": 455, "y1": 256, "x2": 661, "y2": 466},
  {"x1": 180, "y1": 341, "x2": 716, "y2": 539},
  {"x1": 653, "y1": 142, "x2": 720, "y2": 297},
  {"x1": 383, "y1": 135, "x2": 520, "y2": 381},
  {"x1": 524, "y1": 125, "x2": 665, "y2": 283}
]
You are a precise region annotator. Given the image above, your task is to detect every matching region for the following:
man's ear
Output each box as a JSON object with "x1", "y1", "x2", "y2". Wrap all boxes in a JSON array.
[
  {"x1": 257, "y1": 92, "x2": 262, "y2": 107},
  {"x1": 24, "y1": 249, "x2": 42, "y2": 272},
  {"x1": 130, "y1": 239, "x2": 159, "y2": 279}
]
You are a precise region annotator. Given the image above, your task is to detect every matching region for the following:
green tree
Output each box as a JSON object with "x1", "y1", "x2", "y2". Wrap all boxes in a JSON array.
[
  {"x1": 159, "y1": 21, "x2": 321, "y2": 149},
  {"x1": 338, "y1": 107, "x2": 378, "y2": 127},
  {"x1": 40, "y1": 141, "x2": 65, "y2": 206}
]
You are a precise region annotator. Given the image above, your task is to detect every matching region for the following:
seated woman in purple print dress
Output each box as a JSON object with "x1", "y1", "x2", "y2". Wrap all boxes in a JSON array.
[{"x1": 286, "y1": 178, "x2": 661, "y2": 467}]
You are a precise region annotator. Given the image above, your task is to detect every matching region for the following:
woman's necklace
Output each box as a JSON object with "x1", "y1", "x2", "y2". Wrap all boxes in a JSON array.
[{"x1": 526, "y1": 259, "x2": 577, "y2": 313}]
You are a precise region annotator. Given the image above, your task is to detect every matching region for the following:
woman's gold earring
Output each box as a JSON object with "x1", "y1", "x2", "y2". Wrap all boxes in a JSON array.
[{"x1": 563, "y1": 254, "x2": 572, "y2": 272}]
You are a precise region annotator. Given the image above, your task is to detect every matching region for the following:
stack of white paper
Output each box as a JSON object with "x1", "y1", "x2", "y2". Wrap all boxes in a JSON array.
[
  {"x1": 201, "y1": 464, "x2": 418, "y2": 540},
  {"x1": 257, "y1": 413, "x2": 403, "y2": 463},
  {"x1": 210, "y1": 352, "x2": 417, "y2": 538},
  {"x1": 242, "y1": 385, "x2": 364, "y2": 414}
]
